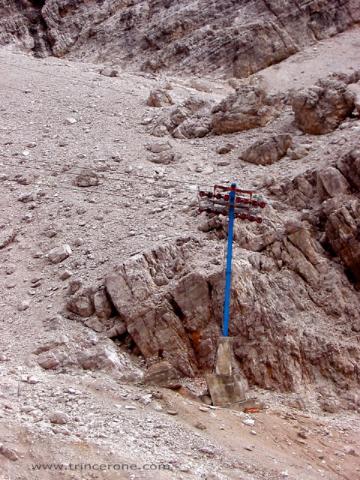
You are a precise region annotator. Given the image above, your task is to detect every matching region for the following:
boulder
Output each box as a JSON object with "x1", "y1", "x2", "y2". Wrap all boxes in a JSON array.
[
  {"x1": 216, "y1": 144, "x2": 235, "y2": 155},
  {"x1": 145, "y1": 142, "x2": 177, "y2": 164},
  {"x1": 100, "y1": 66, "x2": 119, "y2": 77},
  {"x1": 49, "y1": 411, "x2": 70, "y2": 425},
  {"x1": 147, "y1": 95, "x2": 211, "y2": 138},
  {"x1": 0, "y1": 444, "x2": 18, "y2": 461},
  {"x1": 0, "y1": 228, "x2": 17, "y2": 249},
  {"x1": 18, "y1": 300, "x2": 30, "y2": 312},
  {"x1": 47, "y1": 244, "x2": 72, "y2": 264},
  {"x1": 172, "y1": 117, "x2": 211, "y2": 138},
  {"x1": 37, "y1": 352, "x2": 61, "y2": 370},
  {"x1": 74, "y1": 170, "x2": 99, "y2": 188},
  {"x1": 211, "y1": 83, "x2": 278, "y2": 134},
  {"x1": 169, "y1": 96, "x2": 211, "y2": 138},
  {"x1": 241, "y1": 134, "x2": 292, "y2": 165},
  {"x1": 65, "y1": 117, "x2": 77, "y2": 125},
  {"x1": 78, "y1": 344, "x2": 123, "y2": 370},
  {"x1": 67, "y1": 289, "x2": 95, "y2": 317},
  {"x1": 291, "y1": 79, "x2": 355, "y2": 134},
  {"x1": 145, "y1": 141, "x2": 172, "y2": 154},
  {"x1": 77, "y1": 343, "x2": 143, "y2": 381},
  {"x1": 144, "y1": 360, "x2": 181, "y2": 388},
  {"x1": 147, "y1": 88, "x2": 173, "y2": 108}
]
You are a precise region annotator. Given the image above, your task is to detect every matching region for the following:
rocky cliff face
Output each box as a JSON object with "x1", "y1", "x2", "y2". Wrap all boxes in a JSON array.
[
  {"x1": 66, "y1": 206, "x2": 360, "y2": 410},
  {"x1": 59, "y1": 71, "x2": 360, "y2": 405},
  {"x1": 0, "y1": 0, "x2": 50, "y2": 56},
  {"x1": 1, "y1": 0, "x2": 359, "y2": 76},
  {"x1": 279, "y1": 148, "x2": 360, "y2": 287}
]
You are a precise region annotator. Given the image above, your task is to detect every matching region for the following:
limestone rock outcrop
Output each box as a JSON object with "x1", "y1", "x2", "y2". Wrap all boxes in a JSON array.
[
  {"x1": 278, "y1": 164, "x2": 351, "y2": 210},
  {"x1": 147, "y1": 88, "x2": 173, "y2": 108},
  {"x1": 325, "y1": 200, "x2": 360, "y2": 287},
  {"x1": 337, "y1": 148, "x2": 360, "y2": 191},
  {"x1": 0, "y1": 0, "x2": 50, "y2": 56},
  {"x1": 148, "y1": 95, "x2": 212, "y2": 139},
  {"x1": 1, "y1": 0, "x2": 359, "y2": 77},
  {"x1": 291, "y1": 79, "x2": 355, "y2": 134},
  {"x1": 104, "y1": 238, "x2": 218, "y2": 377},
  {"x1": 348, "y1": 83, "x2": 360, "y2": 115},
  {"x1": 144, "y1": 360, "x2": 181, "y2": 389},
  {"x1": 274, "y1": 148, "x2": 360, "y2": 291},
  {"x1": 211, "y1": 83, "x2": 279, "y2": 134},
  {"x1": 65, "y1": 231, "x2": 360, "y2": 407},
  {"x1": 241, "y1": 134, "x2": 292, "y2": 165}
]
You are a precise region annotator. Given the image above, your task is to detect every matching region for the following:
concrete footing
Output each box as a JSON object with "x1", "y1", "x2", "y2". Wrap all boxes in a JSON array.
[{"x1": 206, "y1": 337, "x2": 247, "y2": 408}]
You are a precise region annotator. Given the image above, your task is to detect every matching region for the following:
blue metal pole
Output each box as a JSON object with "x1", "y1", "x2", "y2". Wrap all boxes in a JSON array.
[{"x1": 222, "y1": 183, "x2": 236, "y2": 337}]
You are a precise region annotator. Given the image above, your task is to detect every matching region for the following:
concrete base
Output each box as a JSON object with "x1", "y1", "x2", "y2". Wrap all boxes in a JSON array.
[
  {"x1": 207, "y1": 337, "x2": 247, "y2": 408},
  {"x1": 206, "y1": 372, "x2": 247, "y2": 407},
  {"x1": 215, "y1": 337, "x2": 235, "y2": 376}
]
